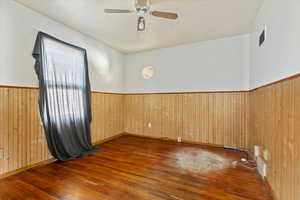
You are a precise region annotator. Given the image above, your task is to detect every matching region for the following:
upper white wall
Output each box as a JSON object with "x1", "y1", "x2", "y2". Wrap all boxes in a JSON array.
[
  {"x1": 250, "y1": 0, "x2": 300, "y2": 89},
  {"x1": 124, "y1": 34, "x2": 250, "y2": 93},
  {"x1": 0, "y1": 0, "x2": 124, "y2": 93}
]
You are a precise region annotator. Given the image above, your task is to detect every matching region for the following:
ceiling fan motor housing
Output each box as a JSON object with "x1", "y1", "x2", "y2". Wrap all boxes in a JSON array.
[
  {"x1": 135, "y1": 0, "x2": 149, "y2": 17},
  {"x1": 105, "y1": 0, "x2": 178, "y2": 32},
  {"x1": 135, "y1": 0, "x2": 149, "y2": 7}
]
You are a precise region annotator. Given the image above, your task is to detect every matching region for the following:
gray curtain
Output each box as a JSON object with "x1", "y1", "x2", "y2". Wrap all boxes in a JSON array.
[{"x1": 33, "y1": 32, "x2": 98, "y2": 161}]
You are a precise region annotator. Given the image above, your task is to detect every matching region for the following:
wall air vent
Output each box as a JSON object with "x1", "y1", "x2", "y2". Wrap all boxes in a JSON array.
[{"x1": 259, "y1": 27, "x2": 266, "y2": 46}]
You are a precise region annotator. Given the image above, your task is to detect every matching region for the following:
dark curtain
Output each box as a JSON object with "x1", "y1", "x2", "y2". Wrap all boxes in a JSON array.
[{"x1": 32, "y1": 32, "x2": 98, "y2": 161}]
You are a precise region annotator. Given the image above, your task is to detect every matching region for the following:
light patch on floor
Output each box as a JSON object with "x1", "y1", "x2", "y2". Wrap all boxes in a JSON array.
[{"x1": 170, "y1": 148, "x2": 231, "y2": 174}]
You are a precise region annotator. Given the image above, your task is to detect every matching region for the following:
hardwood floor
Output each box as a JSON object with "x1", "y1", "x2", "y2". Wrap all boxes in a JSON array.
[{"x1": 0, "y1": 135, "x2": 272, "y2": 200}]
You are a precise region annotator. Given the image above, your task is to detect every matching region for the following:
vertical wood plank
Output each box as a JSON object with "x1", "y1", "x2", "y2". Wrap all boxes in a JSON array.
[
  {"x1": 295, "y1": 77, "x2": 300, "y2": 200},
  {"x1": 0, "y1": 88, "x2": 9, "y2": 174},
  {"x1": 124, "y1": 95, "x2": 144, "y2": 134},
  {"x1": 161, "y1": 94, "x2": 183, "y2": 139},
  {"x1": 91, "y1": 93, "x2": 105, "y2": 143},
  {"x1": 143, "y1": 94, "x2": 162, "y2": 137}
]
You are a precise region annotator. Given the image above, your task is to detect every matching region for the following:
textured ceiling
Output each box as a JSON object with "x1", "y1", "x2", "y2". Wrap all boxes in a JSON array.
[{"x1": 15, "y1": 0, "x2": 263, "y2": 53}]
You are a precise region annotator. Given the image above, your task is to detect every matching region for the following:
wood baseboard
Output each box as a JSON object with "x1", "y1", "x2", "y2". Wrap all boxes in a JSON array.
[
  {"x1": 123, "y1": 132, "x2": 248, "y2": 152},
  {"x1": 0, "y1": 158, "x2": 56, "y2": 179},
  {"x1": 0, "y1": 133, "x2": 125, "y2": 179},
  {"x1": 93, "y1": 133, "x2": 127, "y2": 146},
  {"x1": 0, "y1": 133, "x2": 250, "y2": 179},
  {"x1": 263, "y1": 177, "x2": 275, "y2": 200},
  {"x1": 247, "y1": 151, "x2": 275, "y2": 199}
]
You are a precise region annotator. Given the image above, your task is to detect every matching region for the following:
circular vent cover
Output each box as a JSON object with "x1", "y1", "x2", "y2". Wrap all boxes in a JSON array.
[{"x1": 142, "y1": 66, "x2": 154, "y2": 79}]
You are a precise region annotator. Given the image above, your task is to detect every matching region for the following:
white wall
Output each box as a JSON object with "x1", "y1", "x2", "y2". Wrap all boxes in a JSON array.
[
  {"x1": 5, "y1": 0, "x2": 298, "y2": 93},
  {"x1": 124, "y1": 34, "x2": 250, "y2": 93},
  {"x1": 250, "y1": 0, "x2": 300, "y2": 89},
  {"x1": 0, "y1": 0, "x2": 124, "y2": 93}
]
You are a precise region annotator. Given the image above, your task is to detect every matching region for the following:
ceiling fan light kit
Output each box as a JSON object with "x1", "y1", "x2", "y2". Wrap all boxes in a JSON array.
[
  {"x1": 137, "y1": 16, "x2": 146, "y2": 31},
  {"x1": 104, "y1": 0, "x2": 178, "y2": 32}
]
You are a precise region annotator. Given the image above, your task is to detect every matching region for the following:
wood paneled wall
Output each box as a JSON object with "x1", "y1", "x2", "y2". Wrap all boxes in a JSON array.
[
  {"x1": 0, "y1": 87, "x2": 124, "y2": 176},
  {"x1": 249, "y1": 76, "x2": 300, "y2": 200},
  {"x1": 124, "y1": 92, "x2": 249, "y2": 149},
  {"x1": 0, "y1": 88, "x2": 9, "y2": 175},
  {"x1": 0, "y1": 88, "x2": 50, "y2": 175},
  {"x1": 91, "y1": 92, "x2": 124, "y2": 143},
  {"x1": 1, "y1": 76, "x2": 299, "y2": 200},
  {"x1": 124, "y1": 81, "x2": 300, "y2": 200}
]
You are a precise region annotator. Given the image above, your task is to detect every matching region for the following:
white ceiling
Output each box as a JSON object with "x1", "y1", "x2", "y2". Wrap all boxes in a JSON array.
[{"x1": 15, "y1": 0, "x2": 263, "y2": 53}]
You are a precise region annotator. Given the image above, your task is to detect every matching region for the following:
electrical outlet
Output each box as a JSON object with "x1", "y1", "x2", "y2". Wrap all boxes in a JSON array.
[
  {"x1": 0, "y1": 149, "x2": 4, "y2": 160},
  {"x1": 257, "y1": 156, "x2": 267, "y2": 178},
  {"x1": 263, "y1": 149, "x2": 270, "y2": 161},
  {"x1": 177, "y1": 137, "x2": 182, "y2": 143},
  {"x1": 254, "y1": 145, "x2": 260, "y2": 158}
]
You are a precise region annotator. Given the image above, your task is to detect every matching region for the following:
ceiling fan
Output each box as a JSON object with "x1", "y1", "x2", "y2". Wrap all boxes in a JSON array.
[{"x1": 104, "y1": 0, "x2": 178, "y2": 31}]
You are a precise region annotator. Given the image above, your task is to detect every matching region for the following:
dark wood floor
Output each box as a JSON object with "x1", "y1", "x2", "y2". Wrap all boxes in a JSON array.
[{"x1": 0, "y1": 135, "x2": 272, "y2": 200}]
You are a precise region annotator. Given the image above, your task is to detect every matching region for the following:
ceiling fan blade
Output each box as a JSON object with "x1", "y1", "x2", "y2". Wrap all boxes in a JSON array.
[
  {"x1": 104, "y1": 9, "x2": 134, "y2": 13},
  {"x1": 151, "y1": 11, "x2": 178, "y2": 19}
]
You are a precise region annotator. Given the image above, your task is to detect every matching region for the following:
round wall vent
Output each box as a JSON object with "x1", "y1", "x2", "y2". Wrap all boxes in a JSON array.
[{"x1": 142, "y1": 66, "x2": 154, "y2": 79}]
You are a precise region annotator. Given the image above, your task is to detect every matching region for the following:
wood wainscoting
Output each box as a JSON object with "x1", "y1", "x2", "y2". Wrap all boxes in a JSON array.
[
  {"x1": 249, "y1": 75, "x2": 300, "y2": 200},
  {"x1": 124, "y1": 92, "x2": 249, "y2": 149},
  {"x1": 0, "y1": 87, "x2": 124, "y2": 176},
  {"x1": 1, "y1": 74, "x2": 299, "y2": 200},
  {"x1": 91, "y1": 92, "x2": 124, "y2": 144}
]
